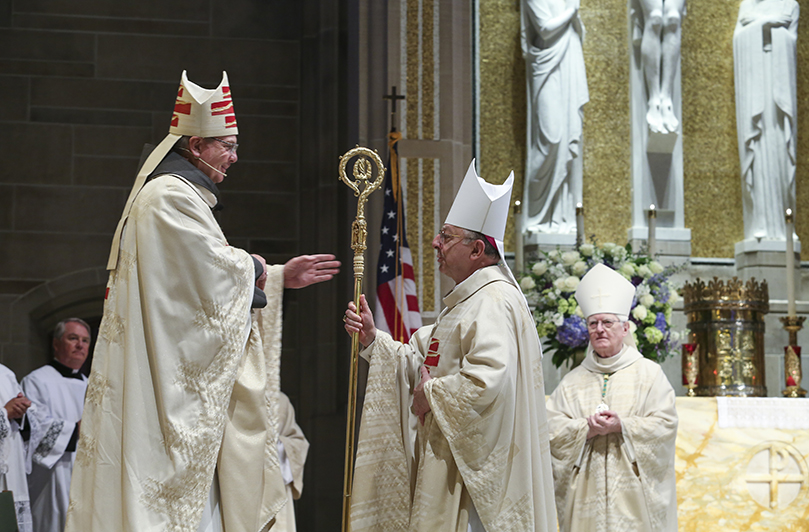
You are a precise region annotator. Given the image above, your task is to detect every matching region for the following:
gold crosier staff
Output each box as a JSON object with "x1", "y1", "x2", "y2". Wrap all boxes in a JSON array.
[{"x1": 339, "y1": 146, "x2": 385, "y2": 532}]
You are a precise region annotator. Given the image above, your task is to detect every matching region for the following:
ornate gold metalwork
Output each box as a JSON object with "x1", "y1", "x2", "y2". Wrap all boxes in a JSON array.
[
  {"x1": 339, "y1": 146, "x2": 385, "y2": 532},
  {"x1": 780, "y1": 315, "x2": 807, "y2": 398},
  {"x1": 683, "y1": 277, "x2": 769, "y2": 397},
  {"x1": 682, "y1": 277, "x2": 770, "y2": 312}
]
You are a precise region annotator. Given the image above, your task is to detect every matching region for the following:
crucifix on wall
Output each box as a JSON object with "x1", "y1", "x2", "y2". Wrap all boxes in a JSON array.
[{"x1": 382, "y1": 85, "x2": 405, "y2": 132}]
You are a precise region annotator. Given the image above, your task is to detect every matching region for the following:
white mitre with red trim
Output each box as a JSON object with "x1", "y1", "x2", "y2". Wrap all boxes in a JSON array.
[
  {"x1": 170, "y1": 70, "x2": 238, "y2": 137},
  {"x1": 106, "y1": 71, "x2": 238, "y2": 270}
]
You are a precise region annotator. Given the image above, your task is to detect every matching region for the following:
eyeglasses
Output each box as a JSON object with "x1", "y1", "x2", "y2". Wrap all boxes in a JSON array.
[
  {"x1": 587, "y1": 319, "x2": 622, "y2": 330},
  {"x1": 437, "y1": 229, "x2": 467, "y2": 245},
  {"x1": 212, "y1": 137, "x2": 239, "y2": 154}
]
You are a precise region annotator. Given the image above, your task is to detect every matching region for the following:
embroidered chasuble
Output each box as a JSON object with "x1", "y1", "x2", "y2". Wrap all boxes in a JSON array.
[
  {"x1": 351, "y1": 265, "x2": 557, "y2": 532},
  {"x1": 546, "y1": 346, "x2": 678, "y2": 532},
  {"x1": 65, "y1": 167, "x2": 287, "y2": 532}
]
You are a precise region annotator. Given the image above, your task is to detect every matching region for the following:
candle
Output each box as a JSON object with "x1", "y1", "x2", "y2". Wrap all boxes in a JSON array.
[
  {"x1": 648, "y1": 204, "x2": 656, "y2": 257},
  {"x1": 576, "y1": 203, "x2": 584, "y2": 247},
  {"x1": 515, "y1": 200, "x2": 524, "y2": 274},
  {"x1": 786, "y1": 208, "x2": 796, "y2": 317}
]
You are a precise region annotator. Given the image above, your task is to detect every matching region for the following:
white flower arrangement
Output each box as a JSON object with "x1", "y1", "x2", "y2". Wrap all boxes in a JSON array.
[{"x1": 520, "y1": 242, "x2": 682, "y2": 368}]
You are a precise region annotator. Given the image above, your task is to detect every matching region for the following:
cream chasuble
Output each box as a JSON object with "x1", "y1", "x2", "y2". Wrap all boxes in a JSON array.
[
  {"x1": 351, "y1": 266, "x2": 556, "y2": 532},
  {"x1": 65, "y1": 174, "x2": 287, "y2": 532},
  {"x1": 546, "y1": 346, "x2": 678, "y2": 532}
]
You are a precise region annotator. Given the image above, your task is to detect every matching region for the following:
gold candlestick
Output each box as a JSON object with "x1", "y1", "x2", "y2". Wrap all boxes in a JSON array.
[
  {"x1": 339, "y1": 146, "x2": 385, "y2": 532},
  {"x1": 779, "y1": 315, "x2": 807, "y2": 398}
]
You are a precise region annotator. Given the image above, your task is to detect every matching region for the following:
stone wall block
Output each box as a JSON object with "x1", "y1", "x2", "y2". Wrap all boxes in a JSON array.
[
  {"x1": 0, "y1": 29, "x2": 94, "y2": 62},
  {"x1": 0, "y1": 233, "x2": 110, "y2": 280},
  {"x1": 0, "y1": 76, "x2": 28, "y2": 121},
  {"x1": 19, "y1": 0, "x2": 208, "y2": 20},
  {"x1": 211, "y1": 0, "x2": 302, "y2": 40},
  {"x1": 0, "y1": 184, "x2": 11, "y2": 230},
  {"x1": 222, "y1": 162, "x2": 298, "y2": 194},
  {"x1": 0, "y1": 123, "x2": 72, "y2": 185},
  {"x1": 73, "y1": 125, "x2": 152, "y2": 157},
  {"x1": 74, "y1": 156, "x2": 141, "y2": 188},
  {"x1": 217, "y1": 192, "x2": 296, "y2": 239},
  {"x1": 96, "y1": 35, "x2": 299, "y2": 86},
  {"x1": 15, "y1": 186, "x2": 124, "y2": 234},
  {"x1": 32, "y1": 78, "x2": 176, "y2": 113},
  {"x1": 237, "y1": 100, "x2": 299, "y2": 118},
  {"x1": 32, "y1": 108, "x2": 153, "y2": 127},
  {"x1": 13, "y1": 13, "x2": 208, "y2": 36},
  {"x1": 0, "y1": 60, "x2": 94, "y2": 77},
  {"x1": 235, "y1": 116, "x2": 298, "y2": 162}
]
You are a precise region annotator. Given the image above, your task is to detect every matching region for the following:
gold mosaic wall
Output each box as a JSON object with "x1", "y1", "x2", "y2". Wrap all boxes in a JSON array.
[
  {"x1": 796, "y1": 0, "x2": 809, "y2": 261},
  {"x1": 480, "y1": 0, "x2": 809, "y2": 258},
  {"x1": 403, "y1": 0, "x2": 437, "y2": 312},
  {"x1": 479, "y1": 0, "x2": 524, "y2": 253},
  {"x1": 681, "y1": 1, "x2": 746, "y2": 258}
]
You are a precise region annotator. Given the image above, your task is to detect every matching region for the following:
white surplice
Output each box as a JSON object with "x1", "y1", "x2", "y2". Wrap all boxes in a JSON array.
[
  {"x1": 0, "y1": 364, "x2": 75, "y2": 532},
  {"x1": 21, "y1": 364, "x2": 86, "y2": 532}
]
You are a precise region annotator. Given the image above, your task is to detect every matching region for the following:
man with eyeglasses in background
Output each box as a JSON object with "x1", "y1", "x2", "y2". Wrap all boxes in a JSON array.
[
  {"x1": 344, "y1": 161, "x2": 557, "y2": 532},
  {"x1": 65, "y1": 71, "x2": 340, "y2": 532},
  {"x1": 546, "y1": 263, "x2": 678, "y2": 532}
]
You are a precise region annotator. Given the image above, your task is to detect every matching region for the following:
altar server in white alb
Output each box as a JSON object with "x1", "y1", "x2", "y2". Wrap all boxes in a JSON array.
[
  {"x1": 22, "y1": 318, "x2": 89, "y2": 532},
  {"x1": 546, "y1": 264, "x2": 678, "y2": 531},
  {"x1": 273, "y1": 392, "x2": 309, "y2": 532},
  {"x1": 0, "y1": 362, "x2": 77, "y2": 532},
  {"x1": 65, "y1": 71, "x2": 339, "y2": 532},
  {"x1": 344, "y1": 161, "x2": 557, "y2": 532}
]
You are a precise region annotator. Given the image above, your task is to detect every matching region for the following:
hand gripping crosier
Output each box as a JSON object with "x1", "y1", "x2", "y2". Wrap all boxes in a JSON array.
[{"x1": 339, "y1": 146, "x2": 385, "y2": 532}]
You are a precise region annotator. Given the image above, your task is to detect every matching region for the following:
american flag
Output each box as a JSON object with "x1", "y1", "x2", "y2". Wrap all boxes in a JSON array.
[{"x1": 374, "y1": 131, "x2": 422, "y2": 342}]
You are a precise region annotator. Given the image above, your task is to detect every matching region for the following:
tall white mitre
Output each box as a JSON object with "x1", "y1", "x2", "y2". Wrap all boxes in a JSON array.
[
  {"x1": 576, "y1": 264, "x2": 637, "y2": 346},
  {"x1": 576, "y1": 262, "x2": 636, "y2": 317},
  {"x1": 445, "y1": 160, "x2": 521, "y2": 288},
  {"x1": 445, "y1": 159, "x2": 514, "y2": 263},
  {"x1": 107, "y1": 71, "x2": 238, "y2": 270}
]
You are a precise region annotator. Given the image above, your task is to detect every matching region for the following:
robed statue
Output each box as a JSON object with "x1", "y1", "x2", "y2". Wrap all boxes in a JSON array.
[
  {"x1": 734, "y1": 0, "x2": 799, "y2": 241},
  {"x1": 521, "y1": 0, "x2": 589, "y2": 235}
]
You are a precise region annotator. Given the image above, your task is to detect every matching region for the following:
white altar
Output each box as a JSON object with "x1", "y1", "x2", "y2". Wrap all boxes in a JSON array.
[{"x1": 676, "y1": 397, "x2": 809, "y2": 531}]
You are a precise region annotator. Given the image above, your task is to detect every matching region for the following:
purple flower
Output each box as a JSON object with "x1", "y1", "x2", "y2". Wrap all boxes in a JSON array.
[
  {"x1": 651, "y1": 281, "x2": 670, "y2": 303},
  {"x1": 654, "y1": 312, "x2": 667, "y2": 331},
  {"x1": 556, "y1": 316, "x2": 589, "y2": 348}
]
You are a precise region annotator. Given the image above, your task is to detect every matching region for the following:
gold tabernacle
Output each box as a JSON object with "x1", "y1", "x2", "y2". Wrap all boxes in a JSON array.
[{"x1": 682, "y1": 277, "x2": 769, "y2": 397}]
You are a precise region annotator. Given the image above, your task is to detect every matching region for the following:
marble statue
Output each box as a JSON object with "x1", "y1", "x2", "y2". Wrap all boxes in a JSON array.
[
  {"x1": 521, "y1": 0, "x2": 589, "y2": 234},
  {"x1": 632, "y1": 0, "x2": 686, "y2": 134},
  {"x1": 734, "y1": 0, "x2": 799, "y2": 241}
]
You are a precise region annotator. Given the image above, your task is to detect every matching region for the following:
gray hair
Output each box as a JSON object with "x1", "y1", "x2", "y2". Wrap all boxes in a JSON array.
[{"x1": 53, "y1": 318, "x2": 91, "y2": 341}]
